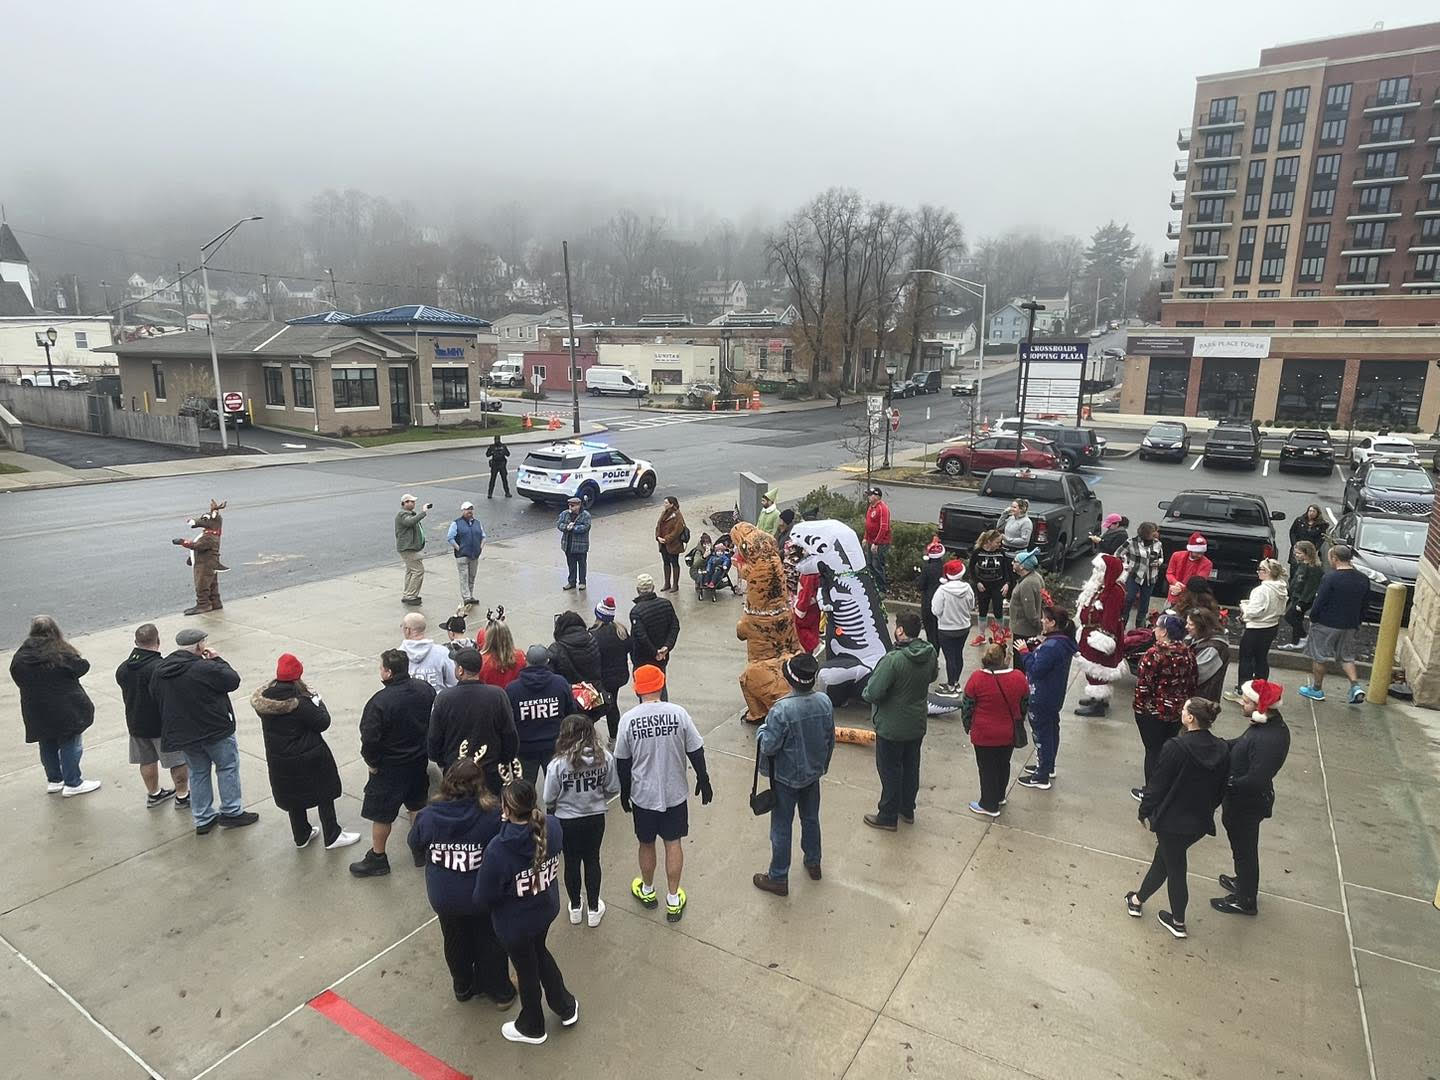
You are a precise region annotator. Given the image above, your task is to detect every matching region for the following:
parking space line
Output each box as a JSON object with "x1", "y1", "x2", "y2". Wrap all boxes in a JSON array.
[
  {"x1": 309, "y1": 991, "x2": 469, "y2": 1080},
  {"x1": 1264, "y1": 460, "x2": 1271, "y2": 477},
  {"x1": 1189, "y1": 455, "x2": 1202, "y2": 471}
]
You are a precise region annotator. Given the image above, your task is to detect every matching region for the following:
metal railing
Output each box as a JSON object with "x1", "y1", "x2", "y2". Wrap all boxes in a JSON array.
[
  {"x1": 1358, "y1": 125, "x2": 1414, "y2": 145},
  {"x1": 1173, "y1": 159, "x2": 1189, "y2": 179},
  {"x1": 1197, "y1": 107, "x2": 1246, "y2": 127},
  {"x1": 1177, "y1": 127, "x2": 1191, "y2": 149},
  {"x1": 1342, "y1": 269, "x2": 1391, "y2": 285},
  {"x1": 1364, "y1": 89, "x2": 1422, "y2": 110},
  {"x1": 1184, "y1": 242, "x2": 1231, "y2": 258},
  {"x1": 1406, "y1": 265, "x2": 1439, "y2": 282},
  {"x1": 1344, "y1": 233, "x2": 1396, "y2": 250},
  {"x1": 1347, "y1": 199, "x2": 1403, "y2": 216},
  {"x1": 1194, "y1": 174, "x2": 1238, "y2": 191},
  {"x1": 1197, "y1": 142, "x2": 1242, "y2": 160},
  {"x1": 1182, "y1": 274, "x2": 1226, "y2": 290},
  {"x1": 1353, "y1": 163, "x2": 1406, "y2": 181},
  {"x1": 1162, "y1": 250, "x2": 1178, "y2": 268},
  {"x1": 1190, "y1": 208, "x2": 1236, "y2": 225},
  {"x1": 1166, "y1": 221, "x2": 1181, "y2": 239},
  {"x1": 1170, "y1": 190, "x2": 1185, "y2": 210}
]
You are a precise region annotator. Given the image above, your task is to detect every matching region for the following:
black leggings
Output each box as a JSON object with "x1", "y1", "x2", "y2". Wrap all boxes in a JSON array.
[
  {"x1": 1136, "y1": 830, "x2": 1204, "y2": 922},
  {"x1": 560, "y1": 812, "x2": 606, "y2": 908},
  {"x1": 1284, "y1": 603, "x2": 1310, "y2": 645},
  {"x1": 973, "y1": 745, "x2": 1012, "y2": 812},
  {"x1": 288, "y1": 801, "x2": 340, "y2": 846},
  {"x1": 505, "y1": 927, "x2": 575, "y2": 1038},
  {"x1": 1135, "y1": 713, "x2": 1180, "y2": 783},
  {"x1": 1237, "y1": 626, "x2": 1279, "y2": 689},
  {"x1": 603, "y1": 683, "x2": 624, "y2": 743},
  {"x1": 975, "y1": 585, "x2": 1005, "y2": 621},
  {"x1": 437, "y1": 912, "x2": 514, "y2": 999},
  {"x1": 938, "y1": 630, "x2": 967, "y2": 685}
]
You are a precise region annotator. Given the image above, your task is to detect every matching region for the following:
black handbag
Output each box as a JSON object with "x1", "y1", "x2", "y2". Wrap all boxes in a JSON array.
[
  {"x1": 749, "y1": 742, "x2": 777, "y2": 816},
  {"x1": 991, "y1": 672, "x2": 1029, "y2": 750}
]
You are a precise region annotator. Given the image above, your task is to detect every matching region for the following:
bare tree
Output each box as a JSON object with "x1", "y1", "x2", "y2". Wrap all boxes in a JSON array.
[
  {"x1": 609, "y1": 210, "x2": 666, "y2": 319},
  {"x1": 867, "y1": 204, "x2": 911, "y2": 387},
  {"x1": 768, "y1": 189, "x2": 849, "y2": 386},
  {"x1": 905, "y1": 205, "x2": 965, "y2": 377}
]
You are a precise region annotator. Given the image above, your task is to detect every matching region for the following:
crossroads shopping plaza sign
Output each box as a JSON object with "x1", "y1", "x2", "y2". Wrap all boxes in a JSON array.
[{"x1": 1019, "y1": 340, "x2": 1086, "y2": 419}]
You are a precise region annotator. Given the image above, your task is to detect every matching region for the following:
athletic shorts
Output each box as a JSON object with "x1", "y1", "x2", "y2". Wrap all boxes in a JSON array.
[
  {"x1": 128, "y1": 736, "x2": 187, "y2": 769},
  {"x1": 361, "y1": 759, "x2": 430, "y2": 823},
  {"x1": 1306, "y1": 624, "x2": 1358, "y2": 665},
  {"x1": 632, "y1": 801, "x2": 689, "y2": 843}
]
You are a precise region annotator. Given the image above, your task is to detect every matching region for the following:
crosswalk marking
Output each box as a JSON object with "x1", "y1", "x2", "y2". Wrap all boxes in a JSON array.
[{"x1": 600, "y1": 412, "x2": 741, "y2": 432}]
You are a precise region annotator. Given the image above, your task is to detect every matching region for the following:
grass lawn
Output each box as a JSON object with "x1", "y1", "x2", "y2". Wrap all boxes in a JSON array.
[
  {"x1": 0, "y1": 461, "x2": 28, "y2": 474},
  {"x1": 348, "y1": 415, "x2": 527, "y2": 447}
]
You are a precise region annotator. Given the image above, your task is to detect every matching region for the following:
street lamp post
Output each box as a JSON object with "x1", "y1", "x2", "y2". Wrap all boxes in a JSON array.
[
  {"x1": 199, "y1": 216, "x2": 263, "y2": 451},
  {"x1": 907, "y1": 268, "x2": 987, "y2": 404},
  {"x1": 1015, "y1": 300, "x2": 1047, "y2": 466},
  {"x1": 883, "y1": 363, "x2": 897, "y2": 467},
  {"x1": 37, "y1": 326, "x2": 58, "y2": 386},
  {"x1": 562, "y1": 240, "x2": 580, "y2": 435}
]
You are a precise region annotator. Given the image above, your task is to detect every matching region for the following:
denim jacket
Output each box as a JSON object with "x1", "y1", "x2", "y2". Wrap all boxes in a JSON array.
[{"x1": 757, "y1": 687, "x2": 835, "y2": 788}]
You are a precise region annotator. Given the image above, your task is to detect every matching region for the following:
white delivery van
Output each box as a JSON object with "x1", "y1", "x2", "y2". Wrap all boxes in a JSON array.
[
  {"x1": 585, "y1": 366, "x2": 646, "y2": 397},
  {"x1": 488, "y1": 358, "x2": 524, "y2": 388}
]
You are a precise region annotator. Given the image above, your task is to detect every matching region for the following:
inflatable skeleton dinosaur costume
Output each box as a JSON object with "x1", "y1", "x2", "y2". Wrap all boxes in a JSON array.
[
  {"x1": 172, "y1": 499, "x2": 227, "y2": 616},
  {"x1": 787, "y1": 519, "x2": 891, "y2": 706},
  {"x1": 732, "y1": 522, "x2": 803, "y2": 723}
]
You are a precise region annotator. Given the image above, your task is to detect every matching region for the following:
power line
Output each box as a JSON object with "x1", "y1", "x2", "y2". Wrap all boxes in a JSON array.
[{"x1": 7, "y1": 227, "x2": 180, "y2": 265}]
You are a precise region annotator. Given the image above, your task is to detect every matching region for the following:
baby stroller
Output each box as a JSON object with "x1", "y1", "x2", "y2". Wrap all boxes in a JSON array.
[{"x1": 686, "y1": 532, "x2": 740, "y2": 601}]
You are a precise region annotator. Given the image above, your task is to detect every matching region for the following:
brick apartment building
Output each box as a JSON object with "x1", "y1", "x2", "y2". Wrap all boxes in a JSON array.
[{"x1": 1126, "y1": 22, "x2": 1440, "y2": 430}]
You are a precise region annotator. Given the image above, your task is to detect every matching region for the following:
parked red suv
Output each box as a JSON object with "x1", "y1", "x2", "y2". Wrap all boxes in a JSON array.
[{"x1": 939, "y1": 436, "x2": 1058, "y2": 477}]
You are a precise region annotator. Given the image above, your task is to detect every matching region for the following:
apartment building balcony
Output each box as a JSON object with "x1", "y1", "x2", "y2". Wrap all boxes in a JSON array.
[
  {"x1": 1405, "y1": 234, "x2": 1440, "y2": 254},
  {"x1": 1352, "y1": 164, "x2": 1408, "y2": 186},
  {"x1": 1340, "y1": 237, "x2": 1397, "y2": 256},
  {"x1": 1183, "y1": 243, "x2": 1230, "y2": 261},
  {"x1": 1424, "y1": 154, "x2": 1440, "y2": 181},
  {"x1": 1400, "y1": 265, "x2": 1440, "y2": 288},
  {"x1": 1173, "y1": 158, "x2": 1189, "y2": 181},
  {"x1": 1346, "y1": 199, "x2": 1403, "y2": 221},
  {"x1": 1363, "y1": 89, "x2": 1423, "y2": 114},
  {"x1": 1195, "y1": 108, "x2": 1246, "y2": 131},
  {"x1": 1177, "y1": 127, "x2": 1191, "y2": 150},
  {"x1": 1170, "y1": 190, "x2": 1185, "y2": 211},
  {"x1": 1162, "y1": 250, "x2": 1178, "y2": 269},
  {"x1": 1188, "y1": 209, "x2": 1235, "y2": 228},
  {"x1": 1159, "y1": 278, "x2": 1174, "y2": 299},
  {"x1": 1335, "y1": 269, "x2": 1391, "y2": 290},
  {"x1": 1180, "y1": 275, "x2": 1225, "y2": 294},
  {"x1": 1358, "y1": 126, "x2": 1416, "y2": 150},
  {"x1": 1166, "y1": 221, "x2": 1181, "y2": 240},
  {"x1": 1192, "y1": 175, "x2": 1238, "y2": 196},
  {"x1": 1196, "y1": 144, "x2": 1242, "y2": 163}
]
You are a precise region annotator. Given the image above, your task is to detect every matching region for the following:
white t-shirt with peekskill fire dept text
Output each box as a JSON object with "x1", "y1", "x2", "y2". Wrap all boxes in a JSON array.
[{"x1": 613, "y1": 702, "x2": 703, "y2": 812}]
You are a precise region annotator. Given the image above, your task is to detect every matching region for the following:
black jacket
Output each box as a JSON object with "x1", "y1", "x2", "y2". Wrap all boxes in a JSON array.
[
  {"x1": 505, "y1": 665, "x2": 578, "y2": 758},
  {"x1": 10, "y1": 640, "x2": 94, "y2": 744},
  {"x1": 1224, "y1": 712, "x2": 1291, "y2": 818},
  {"x1": 629, "y1": 593, "x2": 680, "y2": 665},
  {"x1": 549, "y1": 614, "x2": 602, "y2": 686},
  {"x1": 474, "y1": 818, "x2": 564, "y2": 946},
  {"x1": 1138, "y1": 729, "x2": 1230, "y2": 836},
  {"x1": 409, "y1": 798, "x2": 505, "y2": 916},
  {"x1": 1289, "y1": 515, "x2": 1327, "y2": 552},
  {"x1": 427, "y1": 679, "x2": 518, "y2": 775},
  {"x1": 115, "y1": 648, "x2": 163, "y2": 739},
  {"x1": 916, "y1": 557, "x2": 944, "y2": 609},
  {"x1": 485, "y1": 443, "x2": 510, "y2": 469},
  {"x1": 251, "y1": 682, "x2": 342, "y2": 811},
  {"x1": 151, "y1": 649, "x2": 241, "y2": 753},
  {"x1": 593, "y1": 622, "x2": 631, "y2": 690},
  {"x1": 360, "y1": 676, "x2": 434, "y2": 768}
]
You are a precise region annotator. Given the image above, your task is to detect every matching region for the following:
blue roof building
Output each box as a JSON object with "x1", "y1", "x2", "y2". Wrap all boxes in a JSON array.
[{"x1": 343, "y1": 305, "x2": 491, "y2": 329}]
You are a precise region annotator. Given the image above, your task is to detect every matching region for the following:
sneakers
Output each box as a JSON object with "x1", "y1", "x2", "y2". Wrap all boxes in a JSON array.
[
  {"x1": 569, "y1": 905, "x2": 583, "y2": 925},
  {"x1": 296, "y1": 825, "x2": 320, "y2": 849},
  {"x1": 175, "y1": 792, "x2": 191, "y2": 809},
  {"x1": 1017, "y1": 774, "x2": 1051, "y2": 790},
  {"x1": 1298, "y1": 684, "x2": 1326, "y2": 701},
  {"x1": 666, "y1": 888, "x2": 687, "y2": 923},
  {"x1": 753, "y1": 873, "x2": 789, "y2": 897},
  {"x1": 326, "y1": 830, "x2": 362, "y2": 850},
  {"x1": 562, "y1": 1000, "x2": 580, "y2": 1027},
  {"x1": 146, "y1": 787, "x2": 176, "y2": 809},
  {"x1": 1157, "y1": 911, "x2": 1187, "y2": 938},
  {"x1": 350, "y1": 849, "x2": 391, "y2": 877},
  {"x1": 1294, "y1": 638, "x2": 1308, "y2": 651},
  {"x1": 61, "y1": 779, "x2": 102, "y2": 798},
  {"x1": 1125, "y1": 892, "x2": 1143, "y2": 918},
  {"x1": 1022, "y1": 763, "x2": 1058, "y2": 779},
  {"x1": 561, "y1": 583, "x2": 577, "y2": 591},
  {"x1": 195, "y1": 819, "x2": 219, "y2": 836},
  {"x1": 1276, "y1": 641, "x2": 1303, "y2": 651},
  {"x1": 1348, "y1": 684, "x2": 1366, "y2": 705},
  {"x1": 862, "y1": 813, "x2": 898, "y2": 831},
  {"x1": 968, "y1": 801, "x2": 1000, "y2": 818},
  {"x1": 631, "y1": 877, "x2": 658, "y2": 908},
  {"x1": 401, "y1": 596, "x2": 423, "y2": 605},
  {"x1": 1130, "y1": 787, "x2": 1144, "y2": 802},
  {"x1": 578, "y1": 583, "x2": 587, "y2": 592},
  {"x1": 218, "y1": 811, "x2": 259, "y2": 828},
  {"x1": 1210, "y1": 895, "x2": 1257, "y2": 916},
  {"x1": 587, "y1": 898, "x2": 606, "y2": 927},
  {"x1": 501, "y1": 1021, "x2": 547, "y2": 1045},
  {"x1": 900, "y1": 814, "x2": 915, "y2": 824},
  {"x1": 1221, "y1": 690, "x2": 1245, "y2": 704},
  {"x1": 1218, "y1": 873, "x2": 1240, "y2": 894},
  {"x1": 1073, "y1": 700, "x2": 1109, "y2": 717},
  {"x1": 46, "y1": 781, "x2": 64, "y2": 794}
]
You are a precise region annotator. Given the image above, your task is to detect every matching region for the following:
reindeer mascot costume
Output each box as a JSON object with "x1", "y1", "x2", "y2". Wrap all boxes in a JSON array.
[
  {"x1": 172, "y1": 499, "x2": 227, "y2": 615},
  {"x1": 1073, "y1": 552, "x2": 1127, "y2": 716}
]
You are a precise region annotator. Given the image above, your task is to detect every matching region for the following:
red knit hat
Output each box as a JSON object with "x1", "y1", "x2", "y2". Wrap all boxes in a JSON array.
[
  {"x1": 1241, "y1": 679, "x2": 1282, "y2": 720},
  {"x1": 1187, "y1": 532, "x2": 1207, "y2": 553},
  {"x1": 276, "y1": 653, "x2": 303, "y2": 681},
  {"x1": 943, "y1": 558, "x2": 965, "y2": 580}
]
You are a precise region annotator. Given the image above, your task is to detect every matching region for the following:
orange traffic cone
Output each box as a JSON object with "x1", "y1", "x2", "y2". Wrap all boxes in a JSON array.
[{"x1": 523, "y1": 413, "x2": 532, "y2": 430}]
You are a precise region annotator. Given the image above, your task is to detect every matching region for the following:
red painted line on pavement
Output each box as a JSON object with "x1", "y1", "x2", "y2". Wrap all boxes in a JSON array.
[{"x1": 308, "y1": 989, "x2": 471, "y2": 1080}]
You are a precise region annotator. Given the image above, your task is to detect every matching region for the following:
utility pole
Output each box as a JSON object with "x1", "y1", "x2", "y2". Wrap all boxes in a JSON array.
[
  {"x1": 177, "y1": 262, "x2": 189, "y2": 324},
  {"x1": 562, "y1": 240, "x2": 581, "y2": 435},
  {"x1": 262, "y1": 274, "x2": 275, "y2": 320},
  {"x1": 1093, "y1": 275, "x2": 1102, "y2": 330},
  {"x1": 1015, "y1": 299, "x2": 1046, "y2": 466},
  {"x1": 327, "y1": 267, "x2": 339, "y2": 311}
]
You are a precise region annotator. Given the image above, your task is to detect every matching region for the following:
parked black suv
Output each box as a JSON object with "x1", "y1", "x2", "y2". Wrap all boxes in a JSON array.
[
  {"x1": 1201, "y1": 424, "x2": 1260, "y2": 470},
  {"x1": 1018, "y1": 422, "x2": 1103, "y2": 471},
  {"x1": 1278, "y1": 428, "x2": 1335, "y2": 473},
  {"x1": 1342, "y1": 460, "x2": 1437, "y2": 516}
]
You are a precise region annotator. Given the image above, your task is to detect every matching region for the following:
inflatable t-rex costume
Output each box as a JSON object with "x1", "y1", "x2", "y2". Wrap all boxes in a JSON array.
[
  {"x1": 172, "y1": 499, "x2": 227, "y2": 615},
  {"x1": 787, "y1": 519, "x2": 892, "y2": 706},
  {"x1": 732, "y1": 521, "x2": 802, "y2": 723}
]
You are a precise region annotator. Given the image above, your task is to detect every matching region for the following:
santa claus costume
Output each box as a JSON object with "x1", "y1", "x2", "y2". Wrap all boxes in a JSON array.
[{"x1": 1073, "y1": 552, "x2": 1127, "y2": 716}]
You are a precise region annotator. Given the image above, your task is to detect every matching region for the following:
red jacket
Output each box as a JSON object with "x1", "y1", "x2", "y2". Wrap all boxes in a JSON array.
[
  {"x1": 793, "y1": 573, "x2": 821, "y2": 652},
  {"x1": 1166, "y1": 550, "x2": 1213, "y2": 589},
  {"x1": 865, "y1": 501, "x2": 892, "y2": 546},
  {"x1": 961, "y1": 668, "x2": 1029, "y2": 747},
  {"x1": 480, "y1": 649, "x2": 526, "y2": 690}
]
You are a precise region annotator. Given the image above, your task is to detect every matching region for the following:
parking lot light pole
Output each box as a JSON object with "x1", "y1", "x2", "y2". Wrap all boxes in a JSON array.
[
  {"x1": 38, "y1": 326, "x2": 57, "y2": 386},
  {"x1": 1015, "y1": 300, "x2": 1046, "y2": 467},
  {"x1": 199, "y1": 216, "x2": 263, "y2": 451},
  {"x1": 562, "y1": 240, "x2": 580, "y2": 435},
  {"x1": 883, "y1": 364, "x2": 897, "y2": 467},
  {"x1": 906, "y1": 268, "x2": 987, "y2": 401}
]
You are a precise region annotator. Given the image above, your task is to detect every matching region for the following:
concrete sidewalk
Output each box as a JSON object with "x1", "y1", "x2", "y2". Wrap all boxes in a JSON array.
[{"x1": 0, "y1": 491, "x2": 1435, "y2": 1079}]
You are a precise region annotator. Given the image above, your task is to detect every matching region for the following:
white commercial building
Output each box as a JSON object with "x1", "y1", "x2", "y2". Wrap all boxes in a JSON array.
[{"x1": 595, "y1": 341, "x2": 720, "y2": 398}]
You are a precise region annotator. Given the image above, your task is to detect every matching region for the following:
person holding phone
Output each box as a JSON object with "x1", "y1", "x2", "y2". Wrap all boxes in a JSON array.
[{"x1": 396, "y1": 493, "x2": 432, "y2": 605}]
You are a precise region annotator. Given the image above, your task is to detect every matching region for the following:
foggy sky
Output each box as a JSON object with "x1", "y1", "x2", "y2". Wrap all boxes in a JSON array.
[{"x1": 5, "y1": 0, "x2": 1438, "y2": 250}]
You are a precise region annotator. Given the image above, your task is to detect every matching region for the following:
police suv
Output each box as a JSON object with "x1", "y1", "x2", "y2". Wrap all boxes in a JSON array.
[{"x1": 516, "y1": 440, "x2": 658, "y2": 508}]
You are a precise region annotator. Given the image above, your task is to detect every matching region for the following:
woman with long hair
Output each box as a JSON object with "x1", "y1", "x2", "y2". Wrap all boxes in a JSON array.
[
  {"x1": 1289, "y1": 504, "x2": 1327, "y2": 559},
  {"x1": 1279, "y1": 541, "x2": 1323, "y2": 651},
  {"x1": 655, "y1": 496, "x2": 687, "y2": 593},
  {"x1": 475, "y1": 779, "x2": 577, "y2": 1045},
  {"x1": 590, "y1": 597, "x2": 631, "y2": 741},
  {"x1": 550, "y1": 611, "x2": 606, "y2": 724},
  {"x1": 250, "y1": 653, "x2": 359, "y2": 850},
  {"x1": 1126, "y1": 697, "x2": 1229, "y2": 939},
  {"x1": 409, "y1": 756, "x2": 515, "y2": 1006},
  {"x1": 543, "y1": 713, "x2": 620, "y2": 926},
  {"x1": 9, "y1": 615, "x2": 99, "y2": 796},
  {"x1": 1227, "y1": 559, "x2": 1287, "y2": 703},
  {"x1": 480, "y1": 617, "x2": 525, "y2": 690},
  {"x1": 960, "y1": 642, "x2": 1029, "y2": 817}
]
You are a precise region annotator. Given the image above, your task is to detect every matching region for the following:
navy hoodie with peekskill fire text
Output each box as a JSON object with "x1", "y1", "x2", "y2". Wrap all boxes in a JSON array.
[
  {"x1": 407, "y1": 797, "x2": 505, "y2": 916},
  {"x1": 473, "y1": 817, "x2": 564, "y2": 946}
]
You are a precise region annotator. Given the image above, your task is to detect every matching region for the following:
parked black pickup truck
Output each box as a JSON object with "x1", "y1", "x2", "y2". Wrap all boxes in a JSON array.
[
  {"x1": 1156, "y1": 490, "x2": 1287, "y2": 589},
  {"x1": 940, "y1": 468, "x2": 1103, "y2": 570}
]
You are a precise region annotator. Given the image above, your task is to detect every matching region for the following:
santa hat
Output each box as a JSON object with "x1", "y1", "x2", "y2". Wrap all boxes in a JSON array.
[
  {"x1": 924, "y1": 539, "x2": 945, "y2": 559},
  {"x1": 1241, "y1": 679, "x2": 1283, "y2": 720},
  {"x1": 1187, "y1": 532, "x2": 1208, "y2": 553},
  {"x1": 943, "y1": 558, "x2": 965, "y2": 580}
]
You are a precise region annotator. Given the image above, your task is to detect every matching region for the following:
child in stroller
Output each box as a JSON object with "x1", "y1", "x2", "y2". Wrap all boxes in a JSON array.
[{"x1": 686, "y1": 532, "x2": 738, "y2": 600}]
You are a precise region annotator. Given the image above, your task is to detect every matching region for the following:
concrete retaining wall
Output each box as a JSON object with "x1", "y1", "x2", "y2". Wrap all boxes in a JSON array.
[{"x1": 0, "y1": 401, "x2": 24, "y2": 451}]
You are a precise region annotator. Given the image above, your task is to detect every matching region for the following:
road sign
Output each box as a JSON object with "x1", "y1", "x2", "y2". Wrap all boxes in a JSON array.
[
  {"x1": 222, "y1": 392, "x2": 245, "y2": 413},
  {"x1": 889, "y1": 407, "x2": 900, "y2": 432},
  {"x1": 1018, "y1": 341, "x2": 1087, "y2": 420}
]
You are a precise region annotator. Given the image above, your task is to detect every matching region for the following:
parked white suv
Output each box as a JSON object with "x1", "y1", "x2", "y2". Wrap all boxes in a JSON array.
[
  {"x1": 1350, "y1": 435, "x2": 1420, "y2": 469},
  {"x1": 20, "y1": 368, "x2": 86, "y2": 388},
  {"x1": 516, "y1": 440, "x2": 658, "y2": 507}
]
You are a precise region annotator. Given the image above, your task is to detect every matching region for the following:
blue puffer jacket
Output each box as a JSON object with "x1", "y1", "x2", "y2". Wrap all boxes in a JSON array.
[
  {"x1": 474, "y1": 817, "x2": 564, "y2": 946},
  {"x1": 1017, "y1": 630, "x2": 1078, "y2": 716},
  {"x1": 407, "y1": 797, "x2": 504, "y2": 916},
  {"x1": 447, "y1": 516, "x2": 485, "y2": 559}
]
